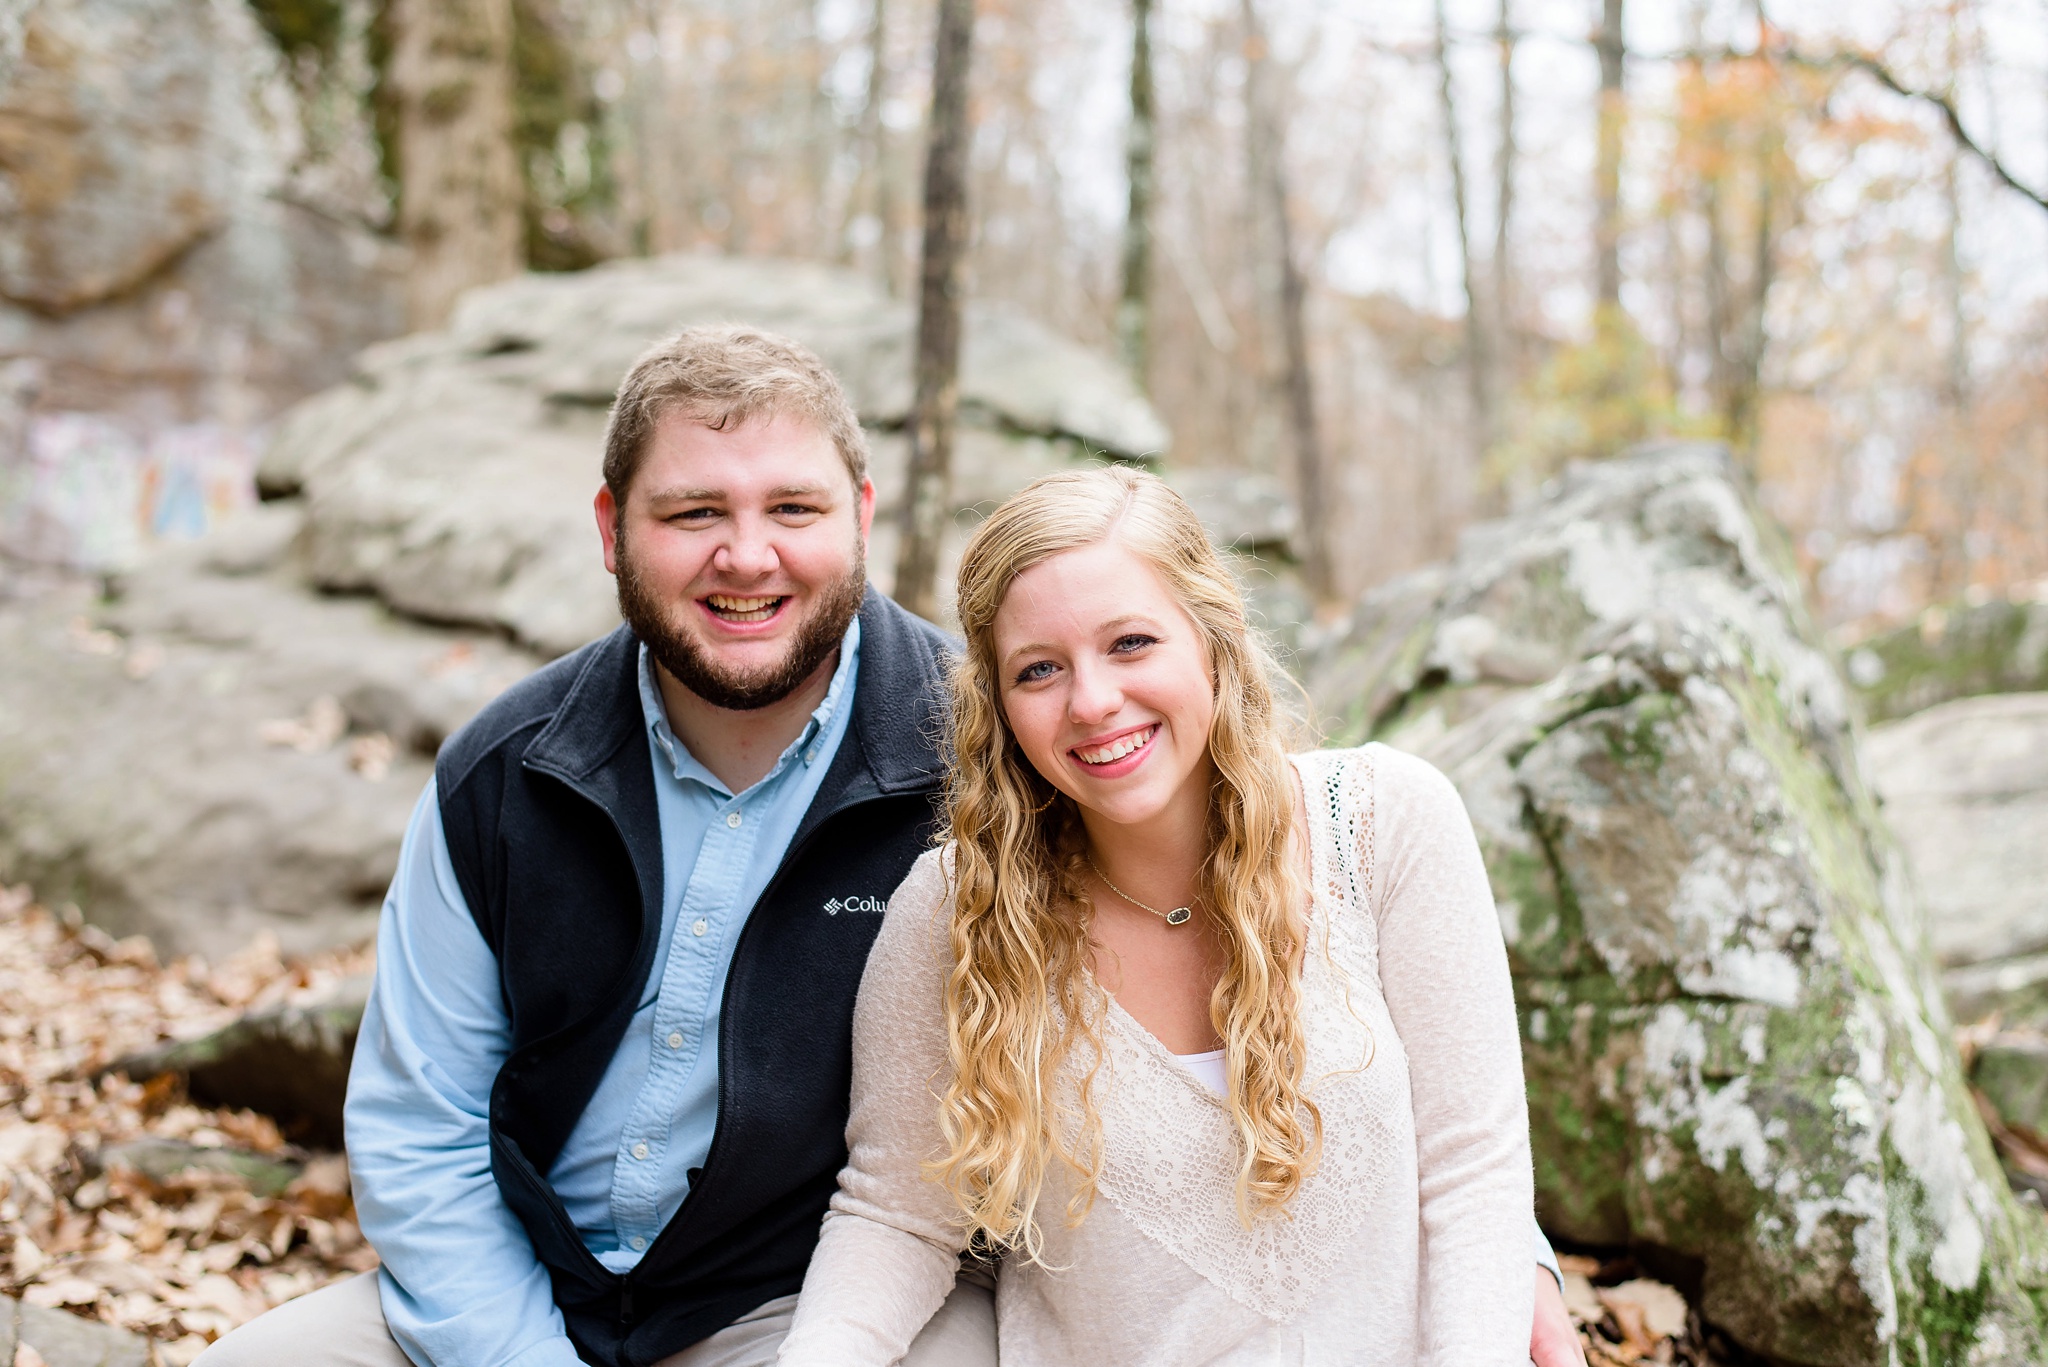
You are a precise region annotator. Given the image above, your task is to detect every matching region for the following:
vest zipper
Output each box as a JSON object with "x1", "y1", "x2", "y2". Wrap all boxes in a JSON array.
[{"x1": 619, "y1": 1279, "x2": 634, "y2": 1325}]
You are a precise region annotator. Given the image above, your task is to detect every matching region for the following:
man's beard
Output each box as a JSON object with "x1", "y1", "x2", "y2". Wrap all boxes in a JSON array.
[{"x1": 615, "y1": 534, "x2": 866, "y2": 712}]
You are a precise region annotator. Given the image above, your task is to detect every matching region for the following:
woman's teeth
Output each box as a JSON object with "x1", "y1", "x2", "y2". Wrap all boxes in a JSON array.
[
  {"x1": 706, "y1": 594, "x2": 784, "y2": 623},
  {"x1": 1076, "y1": 725, "x2": 1157, "y2": 766}
]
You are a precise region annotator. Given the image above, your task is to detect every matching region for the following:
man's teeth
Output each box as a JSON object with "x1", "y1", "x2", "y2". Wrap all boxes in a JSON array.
[
  {"x1": 706, "y1": 594, "x2": 783, "y2": 623},
  {"x1": 1077, "y1": 726, "x2": 1156, "y2": 765}
]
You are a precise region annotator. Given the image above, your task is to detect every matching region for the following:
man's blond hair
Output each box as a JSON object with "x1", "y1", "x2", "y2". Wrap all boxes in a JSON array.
[{"x1": 602, "y1": 325, "x2": 870, "y2": 507}]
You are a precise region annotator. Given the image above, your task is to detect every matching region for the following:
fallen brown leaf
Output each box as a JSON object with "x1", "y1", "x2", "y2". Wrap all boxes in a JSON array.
[{"x1": 0, "y1": 886, "x2": 374, "y2": 1348}]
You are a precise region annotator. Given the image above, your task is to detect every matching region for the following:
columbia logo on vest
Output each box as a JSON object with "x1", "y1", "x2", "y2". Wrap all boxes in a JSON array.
[{"x1": 823, "y1": 896, "x2": 886, "y2": 916}]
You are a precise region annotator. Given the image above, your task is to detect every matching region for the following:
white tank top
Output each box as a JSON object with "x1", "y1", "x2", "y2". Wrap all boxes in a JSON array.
[{"x1": 1173, "y1": 1047, "x2": 1228, "y2": 1096}]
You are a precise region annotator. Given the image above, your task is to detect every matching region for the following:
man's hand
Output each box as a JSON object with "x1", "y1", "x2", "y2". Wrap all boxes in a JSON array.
[{"x1": 1532, "y1": 1266, "x2": 1587, "y2": 1367}]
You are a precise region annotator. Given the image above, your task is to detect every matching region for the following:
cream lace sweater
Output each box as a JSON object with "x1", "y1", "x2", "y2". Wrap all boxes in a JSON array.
[{"x1": 777, "y1": 745, "x2": 1534, "y2": 1366}]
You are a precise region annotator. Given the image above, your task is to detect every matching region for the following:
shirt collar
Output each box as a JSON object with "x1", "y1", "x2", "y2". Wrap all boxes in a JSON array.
[{"x1": 637, "y1": 616, "x2": 862, "y2": 797}]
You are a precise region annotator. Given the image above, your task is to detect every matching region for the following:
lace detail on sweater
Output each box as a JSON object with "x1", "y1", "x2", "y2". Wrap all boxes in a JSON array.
[{"x1": 1087, "y1": 748, "x2": 1411, "y2": 1320}]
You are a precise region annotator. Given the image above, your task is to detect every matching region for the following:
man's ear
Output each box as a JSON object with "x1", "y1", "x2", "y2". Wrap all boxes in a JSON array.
[
  {"x1": 856, "y1": 477, "x2": 876, "y2": 543},
  {"x1": 595, "y1": 485, "x2": 621, "y2": 576}
]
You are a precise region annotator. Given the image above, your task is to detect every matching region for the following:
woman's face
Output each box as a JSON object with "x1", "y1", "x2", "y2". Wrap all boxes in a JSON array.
[{"x1": 992, "y1": 539, "x2": 1217, "y2": 835}]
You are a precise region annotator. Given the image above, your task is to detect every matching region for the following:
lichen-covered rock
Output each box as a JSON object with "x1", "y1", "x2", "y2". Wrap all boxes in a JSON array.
[
  {"x1": 1303, "y1": 443, "x2": 2048, "y2": 1365},
  {"x1": 257, "y1": 253, "x2": 1171, "y2": 654}
]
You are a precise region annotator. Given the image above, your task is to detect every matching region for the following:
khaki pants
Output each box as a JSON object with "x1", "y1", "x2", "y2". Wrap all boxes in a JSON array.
[{"x1": 195, "y1": 1269, "x2": 996, "y2": 1367}]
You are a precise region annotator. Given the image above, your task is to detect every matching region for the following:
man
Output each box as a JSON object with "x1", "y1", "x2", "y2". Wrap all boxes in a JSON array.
[{"x1": 201, "y1": 327, "x2": 1584, "y2": 1366}]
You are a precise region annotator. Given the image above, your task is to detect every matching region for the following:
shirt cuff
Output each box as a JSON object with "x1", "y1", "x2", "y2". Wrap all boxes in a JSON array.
[{"x1": 1533, "y1": 1218, "x2": 1563, "y2": 1290}]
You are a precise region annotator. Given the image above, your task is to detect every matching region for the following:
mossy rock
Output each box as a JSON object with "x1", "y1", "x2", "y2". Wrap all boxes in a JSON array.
[
  {"x1": 1304, "y1": 443, "x2": 2048, "y2": 1365},
  {"x1": 1846, "y1": 598, "x2": 2048, "y2": 724}
]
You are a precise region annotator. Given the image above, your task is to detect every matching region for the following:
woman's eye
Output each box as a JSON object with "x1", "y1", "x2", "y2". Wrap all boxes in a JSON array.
[
  {"x1": 1014, "y1": 660, "x2": 1057, "y2": 684},
  {"x1": 1110, "y1": 634, "x2": 1157, "y2": 654}
]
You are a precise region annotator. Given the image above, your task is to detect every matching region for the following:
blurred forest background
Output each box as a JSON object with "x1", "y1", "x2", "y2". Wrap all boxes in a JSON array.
[
  {"x1": 232, "y1": 0, "x2": 2048, "y2": 622},
  {"x1": 8, "y1": 0, "x2": 2047, "y2": 631}
]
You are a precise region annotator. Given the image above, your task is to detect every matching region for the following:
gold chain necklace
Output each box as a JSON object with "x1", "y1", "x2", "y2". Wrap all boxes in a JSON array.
[{"x1": 1087, "y1": 857, "x2": 1196, "y2": 926}]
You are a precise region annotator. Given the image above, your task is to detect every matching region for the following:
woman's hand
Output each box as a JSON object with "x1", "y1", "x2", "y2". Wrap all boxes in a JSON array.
[{"x1": 1531, "y1": 1267, "x2": 1587, "y2": 1367}]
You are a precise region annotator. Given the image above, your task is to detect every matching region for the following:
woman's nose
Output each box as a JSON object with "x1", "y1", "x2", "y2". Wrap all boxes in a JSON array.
[{"x1": 1066, "y1": 661, "x2": 1121, "y2": 725}]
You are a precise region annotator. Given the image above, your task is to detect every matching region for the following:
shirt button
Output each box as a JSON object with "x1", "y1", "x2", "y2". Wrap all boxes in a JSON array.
[
  {"x1": 692, "y1": 919, "x2": 708, "y2": 937},
  {"x1": 629, "y1": 1236, "x2": 646, "y2": 1250},
  {"x1": 667, "y1": 1031, "x2": 683, "y2": 1049},
  {"x1": 725, "y1": 811, "x2": 743, "y2": 828},
  {"x1": 632, "y1": 1142, "x2": 649, "y2": 1160}
]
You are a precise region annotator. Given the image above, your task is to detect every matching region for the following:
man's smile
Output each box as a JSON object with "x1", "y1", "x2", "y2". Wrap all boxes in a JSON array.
[{"x1": 702, "y1": 593, "x2": 790, "y2": 624}]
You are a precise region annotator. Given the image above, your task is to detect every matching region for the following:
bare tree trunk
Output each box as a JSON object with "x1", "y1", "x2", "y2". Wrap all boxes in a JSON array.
[
  {"x1": 1434, "y1": 0, "x2": 1493, "y2": 451},
  {"x1": 849, "y1": 0, "x2": 898, "y2": 288},
  {"x1": 1593, "y1": 0, "x2": 1626, "y2": 311},
  {"x1": 1240, "y1": 0, "x2": 1332, "y2": 600},
  {"x1": 1117, "y1": 0, "x2": 1157, "y2": 389},
  {"x1": 1940, "y1": 145, "x2": 1976, "y2": 595},
  {"x1": 892, "y1": 0, "x2": 975, "y2": 622},
  {"x1": 387, "y1": 0, "x2": 524, "y2": 329},
  {"x1": 1492, "y1": 0, "x2": 1518, "y2": 377}
]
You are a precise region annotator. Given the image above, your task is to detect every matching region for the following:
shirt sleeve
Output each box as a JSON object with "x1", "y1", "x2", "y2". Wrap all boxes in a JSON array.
[
  {"x1": 1534, "y1": 1216, "x2": 1562, "y2": 1289},
  {"x1": 777, "y1": 849, "x2": 965, "y2": 1366},
  {"x1": 1367, "y1": 747, "x2": 1536, "y2": 1366},
  {"x1": 345, "y1": 780, "x2": 587, "y2": 1367}
]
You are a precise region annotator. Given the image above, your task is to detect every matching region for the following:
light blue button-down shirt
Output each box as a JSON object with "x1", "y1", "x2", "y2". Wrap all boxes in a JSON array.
[{"x1": 346, "y1": 623, "x2": 861, "y2": 1367}]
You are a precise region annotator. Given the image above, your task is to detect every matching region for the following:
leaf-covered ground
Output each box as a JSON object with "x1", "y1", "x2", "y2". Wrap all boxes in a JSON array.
[
  {"x1": 0, "y1": 888, "x2": 374, "y2": 1364},
  {"x1": 0, "y1": 884, "x2": 1710, "y2": 1365}
]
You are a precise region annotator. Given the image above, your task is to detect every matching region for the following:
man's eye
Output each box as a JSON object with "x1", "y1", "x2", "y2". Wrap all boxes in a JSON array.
[
  {"x1": 772, "y1": 503, "x2": 823, "y2": 517},
  {"x1": 1014, "y1": 660, "x2": 1057, "y2": 684},
  {"x1": 1110, "y1": 634, "x2": 1157, "y2": 654},
  {"x1": 670, "y1": 507, "x2": 719, "y2": 523}
]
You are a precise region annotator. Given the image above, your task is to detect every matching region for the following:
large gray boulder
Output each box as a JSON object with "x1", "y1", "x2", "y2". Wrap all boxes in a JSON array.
[
  {"x1": 257, "y1": 253, "x2": 1171, "y2": 655},
  {"x1": 0, "y1": 501, "x2": 541, "y2": 958},
  {"x1": 1302, "y1": 444, "x2": 2048, "y2": 1365},
  {"x1": 1864, "y1": 692, "x2": 2048, "y2": 981},
  {"x1": 0, "y1": 254, "x2": 1174, "y2": 956},
  {"x1": 0, "y1": 0, "x2": 272, "y2": 314},
  {"x1": 0, "y1": 0, "x2": 404, "y2": 575},
  {"x1": 0, "y1": 1293, "x2": 150, "y2": 1367}
]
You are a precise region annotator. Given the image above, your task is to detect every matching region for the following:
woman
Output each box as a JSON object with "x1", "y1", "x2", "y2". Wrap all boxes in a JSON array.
[{"x1": 778, "y1": 466, "x2": 1533, "y2": 1365}]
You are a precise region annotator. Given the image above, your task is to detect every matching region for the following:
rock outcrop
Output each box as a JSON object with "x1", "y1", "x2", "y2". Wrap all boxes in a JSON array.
[
  {"x1": 257, "y1": 252, "x2": 1171, "y2": 655},
  {"x1": 0, "y1": 501, "x2": 538, "y2": 958},
  {"x1": 0, "y1": 253, "x2": 1176, "y2": 957},
  {"x1": 1847, "y1": 597, "x2": 2048, "y2": 725},
  {"x1": 0, "y1": 1293, "x2": 151, "y2": 1367},
  {"x1": 1864, "y1": 692, "x2": 2048, "y2": 985},
  {"x1": 1303, "y1": 443, "x2": 2048, "y2": 1364},
  {"x1": 107, "y1": 974, "x2": 370, "y2": 1146},
  {"x1": 0, "y1": 0, "x2": 404, "y2": 575}
]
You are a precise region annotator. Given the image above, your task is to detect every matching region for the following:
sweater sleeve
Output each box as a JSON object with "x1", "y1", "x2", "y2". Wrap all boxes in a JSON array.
[
  {"x1": 778, "y1": 848, "x2": 969, "y2": 1366},
  {"x1": 1366, "y1": 746, "x2": 1535, "y2": 1366}
]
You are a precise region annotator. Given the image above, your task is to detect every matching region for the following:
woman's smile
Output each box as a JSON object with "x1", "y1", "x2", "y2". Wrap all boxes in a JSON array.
[{"x1": 1070, "y1": 722, "x2": 1160, "y2": 774}]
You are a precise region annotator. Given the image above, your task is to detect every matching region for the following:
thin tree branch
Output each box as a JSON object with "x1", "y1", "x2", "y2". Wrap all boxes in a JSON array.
[{"x1": 1651, "y1": 39, "x2": 2048, "y2": 213}]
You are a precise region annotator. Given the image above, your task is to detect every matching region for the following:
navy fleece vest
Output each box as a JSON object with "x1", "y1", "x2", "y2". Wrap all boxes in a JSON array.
[{"x1": 434, "y1": 590, "x2": 952, "y2": 1366}]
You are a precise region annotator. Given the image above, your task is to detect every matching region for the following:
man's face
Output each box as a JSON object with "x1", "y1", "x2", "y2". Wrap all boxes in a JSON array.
[{"x1": 596, "y1": 409, "x2": 875, "y2": 711}]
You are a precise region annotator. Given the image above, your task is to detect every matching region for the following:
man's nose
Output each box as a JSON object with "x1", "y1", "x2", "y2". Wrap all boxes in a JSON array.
[{"x1": 713, "y1": 516, "x2": 780, "y2": 579}]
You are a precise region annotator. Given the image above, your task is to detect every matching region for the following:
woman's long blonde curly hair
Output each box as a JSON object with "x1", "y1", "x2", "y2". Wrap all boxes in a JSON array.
[{"x1": 933, "y1": 464, "x2": 1318, "y2": 1263}]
